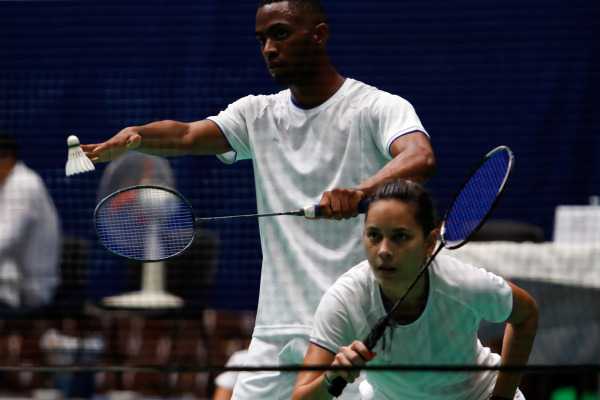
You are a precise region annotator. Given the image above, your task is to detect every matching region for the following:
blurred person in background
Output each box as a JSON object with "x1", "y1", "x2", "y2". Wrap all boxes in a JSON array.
[{"x1": 0, "y1": 132, "x2": 61, "y2": 314}]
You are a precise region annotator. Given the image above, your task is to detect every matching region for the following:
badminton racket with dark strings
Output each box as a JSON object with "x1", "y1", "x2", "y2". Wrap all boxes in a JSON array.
[
  {"x1": 327, "y1": 145, "x2": 515, "y2": 397},
  {"x1": 94, "y1": 185, "x2": 369, "y2": 262}
]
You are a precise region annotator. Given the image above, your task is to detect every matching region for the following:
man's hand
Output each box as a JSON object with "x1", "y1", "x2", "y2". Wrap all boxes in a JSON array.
[
  {"x1": 326, "y1": 341, "x2": 375, "y2": 384},
  {"x1": 81, "y1": 127, "x2": 142, "y2": 163},
  {"x1": 317, "y1": 188, "x2": 365, "y2": 219}
]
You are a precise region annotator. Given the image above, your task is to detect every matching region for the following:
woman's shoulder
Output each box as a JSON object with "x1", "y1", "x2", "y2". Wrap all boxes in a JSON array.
[
  {"x1": 432, "y1": 254, "x2": 506, "y2": 293},
  {"x1": 337, "y1": 260, "x2": 373, "y2": 285},
  {"x1": 324, "y1": 260, "x2": 373, "y2": 301},
  {"x1": 313, "y1": 261, "x2": 379, "y2": 345}
]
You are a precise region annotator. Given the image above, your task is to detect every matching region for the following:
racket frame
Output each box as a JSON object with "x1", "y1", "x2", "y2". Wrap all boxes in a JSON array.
[
  {"x1": 441, "y1": 145, "x2": 514, "y2": 250},
  {"x1": 93, "y1": 184, "x2": 198, "y2": 262}
]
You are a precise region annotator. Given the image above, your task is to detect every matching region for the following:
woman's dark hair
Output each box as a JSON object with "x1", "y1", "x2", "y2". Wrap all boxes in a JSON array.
[{"x1": 366, "y1": 180, "x2": 438, "y2": 235}]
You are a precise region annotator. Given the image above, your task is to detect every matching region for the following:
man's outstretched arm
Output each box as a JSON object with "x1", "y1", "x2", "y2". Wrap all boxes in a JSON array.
[{"x1": 82, "y1": 119, "x2": 231, "y2": 163}]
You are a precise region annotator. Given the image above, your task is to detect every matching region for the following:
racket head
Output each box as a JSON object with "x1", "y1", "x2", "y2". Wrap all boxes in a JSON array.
[
  {"x1": 94, "y1": 185, "x2": 197, "y2": 262},
  {"x1": 441, "y1": 145, "x2": 514, "y2": 249}
]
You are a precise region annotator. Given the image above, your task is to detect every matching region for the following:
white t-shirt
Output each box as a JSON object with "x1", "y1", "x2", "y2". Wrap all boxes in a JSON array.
[
  {"x1": 208, "y1": 78, "x2": 427, "y2": 337},
  {"x1": 0, "y1": 162, "x2": 61, "y2": 308},
  {"x1": 311, "y1": 255, "x2": 513, "y2": 400}
]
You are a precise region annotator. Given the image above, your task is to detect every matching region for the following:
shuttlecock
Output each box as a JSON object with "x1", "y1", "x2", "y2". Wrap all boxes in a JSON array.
[
  {"x1": 65, "y1": 135, "x2": 95, "y2": 176},
  {"x1": 359, "y1": 379, "x2": 374, "y2": 400}
]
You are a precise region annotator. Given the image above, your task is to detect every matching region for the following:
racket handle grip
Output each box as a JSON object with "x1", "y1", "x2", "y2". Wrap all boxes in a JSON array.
[
  {"x1": 325, "y1": 313, "x2": 389, "y2": 397},
  {"x1": 326, "y1": 376, "x2": 348, "y2": 397},
  {"x1": 303, "y1": 198, "x2": 370, "y2": 219},
  {"x1": 325, "y1": 317, "x2": 387, "y2": 398}
]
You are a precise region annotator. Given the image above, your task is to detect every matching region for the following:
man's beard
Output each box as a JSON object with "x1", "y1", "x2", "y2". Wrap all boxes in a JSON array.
[{"x1": 270, "y1": 61, "x2": 317, "y2": 87}]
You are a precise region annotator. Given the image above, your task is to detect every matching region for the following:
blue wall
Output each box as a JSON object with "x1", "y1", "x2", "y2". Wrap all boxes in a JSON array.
[{"x1": 1, "y1": 1, "x2": 597, "y2": 309}]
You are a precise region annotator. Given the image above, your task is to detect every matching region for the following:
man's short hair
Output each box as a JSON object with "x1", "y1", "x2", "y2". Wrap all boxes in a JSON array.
[
  {"x1": 258, "y1": 0, "x2": 328, "y2": 23},
  {"x1": 0, "y1": 132, "x2": 19, "y2": 159}
]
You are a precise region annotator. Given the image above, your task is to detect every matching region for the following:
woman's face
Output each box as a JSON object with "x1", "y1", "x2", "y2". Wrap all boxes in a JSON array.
[{"x1": 363, "y1": 199, "x2": 436, "y2": 288}]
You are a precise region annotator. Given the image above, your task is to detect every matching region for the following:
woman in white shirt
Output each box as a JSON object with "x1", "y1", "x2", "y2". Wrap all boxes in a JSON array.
[{"x1": 293, "y1": 180, "x2": 538, "y2": 400}]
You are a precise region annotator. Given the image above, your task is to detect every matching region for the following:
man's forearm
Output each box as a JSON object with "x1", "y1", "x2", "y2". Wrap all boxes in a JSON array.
[
  {"x1": 133, "y1": 120, "x2": 194, "y2": 156},
  {"x1": 134, "y1": 119, "x2": 231, "y2": 156},
  {"x1": 357, "y1": 142, "x2": 435, "y2": 196}
]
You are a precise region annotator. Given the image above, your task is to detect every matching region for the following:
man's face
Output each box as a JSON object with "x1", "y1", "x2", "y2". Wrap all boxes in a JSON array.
[{"x1": 255, "y1": 1, "x2": 321, "y2": 85}]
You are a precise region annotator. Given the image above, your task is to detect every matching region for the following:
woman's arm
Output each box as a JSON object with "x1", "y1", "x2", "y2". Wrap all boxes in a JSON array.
[
  {"x1": 491, "y1": 282, "x2": 539, "y2": 399},
  {"x1": 292, "y1": 341, "x2": 375, "y2": 400}
]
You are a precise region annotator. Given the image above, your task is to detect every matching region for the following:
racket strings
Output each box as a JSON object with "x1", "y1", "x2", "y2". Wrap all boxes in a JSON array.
[
  {"x1": 443, "y1": 150, "x2": 511, "y2": 247},
  {"x1": 95, "y1": 187, "x2": 195, "y2": 261}
]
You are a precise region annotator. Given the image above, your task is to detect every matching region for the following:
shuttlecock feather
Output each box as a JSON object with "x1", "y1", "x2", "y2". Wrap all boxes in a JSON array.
[{"x1": 65, "y1": 135, "x2": 95, "y2": 176}]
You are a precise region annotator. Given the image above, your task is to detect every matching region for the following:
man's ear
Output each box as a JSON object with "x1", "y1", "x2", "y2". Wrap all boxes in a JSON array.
[{"x1": 313, "y1": 22, "x2": 329, "y2": 46}]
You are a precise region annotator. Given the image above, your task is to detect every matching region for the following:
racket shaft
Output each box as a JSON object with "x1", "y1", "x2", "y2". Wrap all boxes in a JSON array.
[
  {"x1": 196, "y1": 210, "x2": 303, "y2": 221},
  {"x1": 196, "y1": 198, "x2": 370, "y2": 221}
]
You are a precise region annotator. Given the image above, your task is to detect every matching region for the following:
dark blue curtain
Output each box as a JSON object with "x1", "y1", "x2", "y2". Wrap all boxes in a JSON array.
[{"x1": 1, "y1": 0, "x2": 597, "y2": 309}]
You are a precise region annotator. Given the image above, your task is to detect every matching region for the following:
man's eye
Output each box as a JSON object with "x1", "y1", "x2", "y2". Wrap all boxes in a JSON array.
[{"x1": 273, "y1": 29, "x2": 289, "y2": 39}]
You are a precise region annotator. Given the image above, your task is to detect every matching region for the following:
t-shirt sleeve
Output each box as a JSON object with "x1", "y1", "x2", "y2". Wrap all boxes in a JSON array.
[
  {"x1": 207, "y1": 95, "x2": 255, "y2": 162},
  {"x1": 310, "y1": 286, "x2": 355, "y2": 354},
  {"x1": 469, "y1": 267, "x2": 513, "y2": 323},
  {"x1": 366, "y1": 92, "x2": 429, "y2": 159}
]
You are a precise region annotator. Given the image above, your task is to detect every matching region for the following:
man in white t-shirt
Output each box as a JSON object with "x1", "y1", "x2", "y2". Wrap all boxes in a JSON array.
[{"x1": 83, "y1": 1, "x2": 435, "y2": 398}]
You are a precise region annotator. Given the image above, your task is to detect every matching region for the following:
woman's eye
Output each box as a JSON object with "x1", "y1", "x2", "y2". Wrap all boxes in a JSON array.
[
  {"x1": 367, "y1": 232, "x2": 381, "y2": 241},
  {"x1": 393, "y1": 233, "x2": 409, "y2": 242}
]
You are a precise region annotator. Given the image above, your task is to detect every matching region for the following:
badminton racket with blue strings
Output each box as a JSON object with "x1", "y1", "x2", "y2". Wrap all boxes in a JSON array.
[
  {"x1": 326, "y1": 145, "x2": 515, "y2": 397},
  {"x1": 94, "y1": 185, "x2": 369, "y2": 262}
]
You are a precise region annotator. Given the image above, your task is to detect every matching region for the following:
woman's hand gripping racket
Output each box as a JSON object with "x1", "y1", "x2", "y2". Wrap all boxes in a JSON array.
[
  {"x1": 327, "y1": 145, "x2": 515, "y2": 397},
  {"x1": 94, "y1": 185, "x2": 369, "y2": 262}
]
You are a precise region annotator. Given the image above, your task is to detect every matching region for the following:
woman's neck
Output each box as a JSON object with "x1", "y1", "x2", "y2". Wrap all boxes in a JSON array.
[{"x1": 380, "y1": 274, "x2": 429, "y2": 324}]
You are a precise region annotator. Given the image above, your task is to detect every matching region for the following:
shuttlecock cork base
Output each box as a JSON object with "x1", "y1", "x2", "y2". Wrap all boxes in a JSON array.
[{"x1": 65, "y1": 134, "x2": 95, "y2": 176}]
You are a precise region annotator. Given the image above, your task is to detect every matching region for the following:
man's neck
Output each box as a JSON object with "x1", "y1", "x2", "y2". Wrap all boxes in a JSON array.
[{"x1": 289, "y1": 66, "x2": 345, "y2": 109}]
